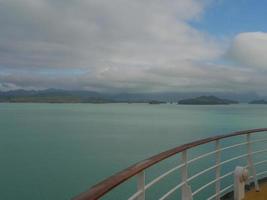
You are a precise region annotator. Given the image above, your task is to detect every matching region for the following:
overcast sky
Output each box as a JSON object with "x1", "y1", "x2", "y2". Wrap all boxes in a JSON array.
[{"x1": 1, "y1": 0, "x2": 267, "y2": 94}]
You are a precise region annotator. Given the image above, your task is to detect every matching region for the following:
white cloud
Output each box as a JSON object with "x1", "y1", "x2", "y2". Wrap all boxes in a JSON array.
[
  {"x1": 0, "y1": 82, "x2": 21, "y2": 91},
  {"x1": 4, "y1": 0, "x2": 263, "y2": 93},
  {"x1": 227, "y1": 32, "x2": 267, "y2": 69}
]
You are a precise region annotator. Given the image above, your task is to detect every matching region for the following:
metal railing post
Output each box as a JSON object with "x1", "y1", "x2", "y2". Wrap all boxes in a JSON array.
[
  {"x1": 181, "y1": 150, "x2": 192, "y2": 200},
  {"x1": 246, "y1": 133, "x2": 259, "y2": 191},
  {"x1": 137, "y1": 171, "x2": 145, "y2": 200},
  {"x1": 215, "y1": 140, "x2": 221, "y2": 200}
]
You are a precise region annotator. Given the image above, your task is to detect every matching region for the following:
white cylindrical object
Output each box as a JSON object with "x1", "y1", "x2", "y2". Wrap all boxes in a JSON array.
[{"x1": 234, "y1": 166, "x2": 249, "y2": 200}]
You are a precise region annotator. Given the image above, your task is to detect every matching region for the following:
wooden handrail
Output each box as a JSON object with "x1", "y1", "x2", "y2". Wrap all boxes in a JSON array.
[{"x1": 73, "y1": 128, "x2": 267, "y2": 200}]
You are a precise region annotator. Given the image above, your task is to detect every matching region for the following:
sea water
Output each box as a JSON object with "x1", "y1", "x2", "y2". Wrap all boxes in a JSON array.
[{"x1": 0, "y1": 103, "x2": 267, "y2": 199}]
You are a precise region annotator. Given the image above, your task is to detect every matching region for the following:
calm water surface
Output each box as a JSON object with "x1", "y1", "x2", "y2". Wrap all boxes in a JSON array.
[{"x1": 0, "y1": 103, "x2": 267, "y2": 199}]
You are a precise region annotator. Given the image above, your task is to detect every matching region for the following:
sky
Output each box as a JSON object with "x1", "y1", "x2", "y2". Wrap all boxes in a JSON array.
[{"x1": 1, "y1": 0, "x2": 267, "y2": 94}]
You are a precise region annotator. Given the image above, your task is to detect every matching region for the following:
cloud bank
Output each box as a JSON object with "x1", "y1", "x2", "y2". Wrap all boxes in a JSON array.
[
  {"x1": 228, "y1": 32, "x2": 267, "y2": 69},
  {"x1": 0, "y1": 0, "x2": 267, "y2": 93}
]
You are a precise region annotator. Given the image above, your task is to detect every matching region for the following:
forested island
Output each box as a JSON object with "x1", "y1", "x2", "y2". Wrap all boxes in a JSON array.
[
  {"x1": 249, "y1": 99, "x2": 267, "y2": 104},
  {"x1": 0, "y1": 89, "x2": 114, "y2": 103},
  {"x1": 0, "y1": 89, "x2": 264, "y2": 105},
  {"x1": 0, "y1": 89, "x2": 166, "y2": 104},
  {"x1": 148, "y1": 100, "x2": 166, "y2": 104},
  {"x1": 178, "y1": 96, "x2": 238, "y2": 105}
]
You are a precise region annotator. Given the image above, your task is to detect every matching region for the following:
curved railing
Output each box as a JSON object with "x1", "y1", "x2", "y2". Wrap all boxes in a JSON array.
[{"x1": 73, "y1": 128, "x2": 267, "y2": 200}]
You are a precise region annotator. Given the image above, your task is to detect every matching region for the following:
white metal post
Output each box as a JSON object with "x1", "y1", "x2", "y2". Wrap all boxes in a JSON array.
[
  {"x1": 181, "y1": 150, "x2": 192, "y2": 200},
  {"x1": 234, "y1": 166, "x2": 249, "y2": 200},
  {"x1": 215, "y1": 140, "x2": 221, "y2": 200},
  {"x1": 246, "y1": 133, "x2": 259, "y2": 191},
  {"x1": 137, "y1": 171, "x2": 145, "y2": 200}
]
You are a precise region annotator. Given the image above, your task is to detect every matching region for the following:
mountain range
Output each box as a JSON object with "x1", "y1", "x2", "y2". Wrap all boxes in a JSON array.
[{"x1": 0, "y1": 89, "x2": 264, "y2": 103}]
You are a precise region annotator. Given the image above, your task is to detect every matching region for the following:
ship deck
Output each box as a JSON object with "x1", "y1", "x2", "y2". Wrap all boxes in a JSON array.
[{"x1": 244, "y1": 182, "x2": 267, "y2": 200}]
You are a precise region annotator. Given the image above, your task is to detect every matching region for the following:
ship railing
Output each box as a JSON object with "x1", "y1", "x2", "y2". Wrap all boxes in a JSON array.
[{"x1": 73, "y1": 128, "x2": 267, "y2": 200}]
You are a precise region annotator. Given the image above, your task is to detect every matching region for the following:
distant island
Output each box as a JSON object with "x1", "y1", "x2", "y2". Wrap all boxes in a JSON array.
[
  {"x1": 0, "y1": 89, "x2": 264, "y2": 104},
  {"x1": 0, "y1": 89, "x2": 115, "y2": 103},
  {"x1": 148, "y1": 100, "x2": 166, "y2": 104},
  {"x1": 178, "y1": 96, "x2": 239, "y2": 105},
  {"x1": 249, "y1": 99, "x2": 267, "y2": 104},
  {"x1": 0, "y1": 89, "x2": 163, "y2": 104}
]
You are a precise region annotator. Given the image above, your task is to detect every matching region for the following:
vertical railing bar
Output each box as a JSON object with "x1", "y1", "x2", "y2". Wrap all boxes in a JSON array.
[
  {"x1": 180, "y1": 150, "x2": 192, "y2": 200},
  {"x1": 137, "y1": 171, "x2": 145, "y2": 200},
  {"x1": 215, "y1": 140, "x2": 221, "y2": 200},
  {"x1": 246, "y1": 133, "x2": 259, "y2": 191},
  {"x1": 181, "y1": 150, "x2": 187, "y2": 200}
]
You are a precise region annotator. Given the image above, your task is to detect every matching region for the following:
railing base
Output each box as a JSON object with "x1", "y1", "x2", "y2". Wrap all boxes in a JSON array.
[{"x1": 221, "y1": 177, "x2": 267, "y2": 200}]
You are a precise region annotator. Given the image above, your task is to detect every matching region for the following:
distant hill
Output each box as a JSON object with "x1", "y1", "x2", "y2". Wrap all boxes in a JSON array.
[
  {"x1": 178, "y1": 96, "x2": 239, "y2": 105},
  {"x1": 148, "y1": 100, "x2": 166, "y2": 104},
  {"x1": 0, "y1": 89, "x2": 165, "y2": 103},
  {"x1": 0, "y1": 89, "x2": 113, "y2": 103},
  {"x1": 0, "y1": 89, "x2": 260, "y2": 103},
  {"x1": 249, "y1": 99, "x2": 267, "y2": 104}
]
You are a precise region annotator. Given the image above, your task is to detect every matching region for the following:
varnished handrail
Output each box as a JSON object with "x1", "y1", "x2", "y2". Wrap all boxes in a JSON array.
[{"x1": 73, "y1": 128, "x2": 267, "y2": 200}]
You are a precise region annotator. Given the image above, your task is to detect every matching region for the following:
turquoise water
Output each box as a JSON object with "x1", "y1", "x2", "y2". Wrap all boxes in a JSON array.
[{"x1": 0, "y1": 103, "x2": 267, "y2": 199}]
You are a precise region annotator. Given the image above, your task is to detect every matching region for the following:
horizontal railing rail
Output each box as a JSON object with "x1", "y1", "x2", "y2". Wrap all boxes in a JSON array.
[{"x1": 73, "y1": 128, "x2": 267, "y2": 200}]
